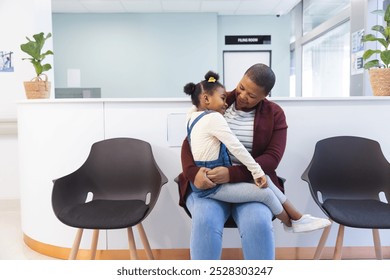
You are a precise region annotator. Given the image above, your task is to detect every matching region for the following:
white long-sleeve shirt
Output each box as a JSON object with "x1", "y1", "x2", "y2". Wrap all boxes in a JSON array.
[{"x1": 186, "y1": 107, "x2": 265, "y2": 179}]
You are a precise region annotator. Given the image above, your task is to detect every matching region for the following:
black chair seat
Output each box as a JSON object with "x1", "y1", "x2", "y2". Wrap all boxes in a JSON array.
[
  {"x1": 323, "y1": 199, "x2": 390, "y2": 229},
  {"x1": 57, "y1": 200, "x2": 149, "y2": 229}
]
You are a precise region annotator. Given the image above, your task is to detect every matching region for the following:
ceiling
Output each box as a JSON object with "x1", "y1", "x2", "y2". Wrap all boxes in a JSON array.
[{"x1": 51, "y1": 0, "x2": 302, "y2": 16}]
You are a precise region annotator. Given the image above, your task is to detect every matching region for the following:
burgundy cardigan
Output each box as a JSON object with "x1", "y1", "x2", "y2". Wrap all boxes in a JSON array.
[{"x1": 178, "y1": 90, "x2": 288, "y2": 208}]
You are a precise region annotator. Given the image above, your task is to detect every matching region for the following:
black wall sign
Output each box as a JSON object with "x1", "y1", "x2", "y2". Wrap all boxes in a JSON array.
[{"x1": 225, "y1": 35, "x2": 271, "y2": 45}]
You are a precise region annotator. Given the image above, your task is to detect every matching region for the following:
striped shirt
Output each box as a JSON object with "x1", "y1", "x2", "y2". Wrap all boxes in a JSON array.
[{"x1": 224, "y1": 103, "x2": 255, "y2": 165}]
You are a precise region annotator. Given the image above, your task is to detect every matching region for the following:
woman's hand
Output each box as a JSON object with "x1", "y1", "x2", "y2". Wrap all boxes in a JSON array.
[
  {"x1": 193, "y1": 167, "x2": 216, "y2": 189},
  {"x1": 206, "y1": 166, "x2": 230, "y2": 184}
]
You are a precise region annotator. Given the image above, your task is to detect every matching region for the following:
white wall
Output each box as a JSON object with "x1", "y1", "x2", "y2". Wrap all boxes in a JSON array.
[
  {"x1": 0, "y1": 0, "x2": 54, "y2": 119},
  {"x1": 0, "y1": 0, "x2": 53, "y2": 199},
  {"x1": 52, "y1": 13, "x2": 218, "y2": 98},
  {"x1": 0, "y1": 134, "x2": 18, "y2": 199}
]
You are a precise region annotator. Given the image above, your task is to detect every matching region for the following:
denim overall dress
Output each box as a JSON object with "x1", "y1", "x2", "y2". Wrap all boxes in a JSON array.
[{"x1": 187, "y1": 110, "x2": 232, "y2": 197}]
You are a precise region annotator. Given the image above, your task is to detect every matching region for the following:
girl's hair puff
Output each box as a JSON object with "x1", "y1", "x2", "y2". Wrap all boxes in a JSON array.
[{"x1": 183, "y1": 71, "x2": 224, "y2": 107}]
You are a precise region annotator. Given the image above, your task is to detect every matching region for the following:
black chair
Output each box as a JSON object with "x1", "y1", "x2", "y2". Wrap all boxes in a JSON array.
[
  {"x1": 301, "y1": 136, "x2": 390, "y2": 259},
  {"x1": 52, "y1": 138, "x2": 168, "y2": 260}
]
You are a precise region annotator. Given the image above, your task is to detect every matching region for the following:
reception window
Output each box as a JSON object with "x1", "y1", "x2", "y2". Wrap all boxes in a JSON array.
[{"x1": 302, "y1": 21, "x2": 350, "y2": 97}]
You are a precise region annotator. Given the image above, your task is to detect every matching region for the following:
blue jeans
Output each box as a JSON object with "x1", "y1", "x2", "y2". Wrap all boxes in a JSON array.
[{"x1": 186, "y1": 192, "x2": 275, "y2": 260}]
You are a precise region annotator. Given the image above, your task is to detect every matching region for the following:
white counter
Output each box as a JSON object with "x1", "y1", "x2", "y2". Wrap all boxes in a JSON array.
[{"x1": 17, "y1": 97, "x2": 390, "y2": 257}]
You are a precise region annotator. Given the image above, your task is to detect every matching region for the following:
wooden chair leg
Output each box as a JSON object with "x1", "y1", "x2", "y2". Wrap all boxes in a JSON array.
[
  {"x1": 90, "y1": 229, "x2": 99, "y2": 260},
  {"x1": 137, "y1": 223, "x2": 154, "y2": 260},
  {"x1": 333, "y1": 224, "x2": 344, "y2": 260},
  {"x1": 372, "y1": 228, "x2": 382, "y2": 260},
  {"x1": 313, "y1": 220, "x2": 332, "y2": 260},
  {"x1": 69, "y1": 228, "x2": 83, "y2": 260},
  {"x1": 127, "y1": 227, "x2": 139, "y2": 260}
]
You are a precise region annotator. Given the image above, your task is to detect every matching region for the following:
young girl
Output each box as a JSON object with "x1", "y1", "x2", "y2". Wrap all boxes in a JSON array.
[{"x1": 184, "y1": 70, "x2": 330, "y2": 233}]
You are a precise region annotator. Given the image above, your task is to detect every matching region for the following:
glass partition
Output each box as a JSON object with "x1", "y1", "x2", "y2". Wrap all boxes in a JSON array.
[
  {"x1": 303, "y1": 0, "x2": 351, "y2": 34},
  {"x1": 302, "y1": 21, "x2": 350, "y2": 97}
]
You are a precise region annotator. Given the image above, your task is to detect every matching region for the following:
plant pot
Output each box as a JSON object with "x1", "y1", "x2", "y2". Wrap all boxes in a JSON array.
[
  {"x1": 23, "y1": 75, "x2": 51, "y2": 99},
  {"x1": 368, "y1": 68, "x2": 390, "y2": 96}
]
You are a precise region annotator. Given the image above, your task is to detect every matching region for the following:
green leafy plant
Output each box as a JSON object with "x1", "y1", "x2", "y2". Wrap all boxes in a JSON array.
[
  {"x1": 362, "y1": 5, "x2": 390, "y2": 69},
  {"x1": 20, "y1": 32, "x2": 54, "y2": 78}
]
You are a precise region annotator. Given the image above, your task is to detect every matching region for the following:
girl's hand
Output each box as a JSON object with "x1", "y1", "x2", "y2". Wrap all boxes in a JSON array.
[
  {"x1": 255, "y1": 175, "x2": 268, "y2": 188},
  {"x1": 193, "y1": 167, "x2": 216, "y2": 189}
]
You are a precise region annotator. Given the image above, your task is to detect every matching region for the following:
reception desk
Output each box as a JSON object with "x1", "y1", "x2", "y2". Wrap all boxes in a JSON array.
[{"x1": 18, "y1": 97, "x2": 390, "y2": 259}]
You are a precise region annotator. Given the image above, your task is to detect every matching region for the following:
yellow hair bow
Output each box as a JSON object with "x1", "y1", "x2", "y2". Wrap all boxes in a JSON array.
[{"x1": 208, "y1": 77, "x2": 216, "y2": 83}]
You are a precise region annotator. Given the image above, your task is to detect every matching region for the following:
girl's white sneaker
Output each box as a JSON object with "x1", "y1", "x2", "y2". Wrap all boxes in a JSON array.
[{"x1": 292, "y1": 214, "x2": 331, "y2": 233}]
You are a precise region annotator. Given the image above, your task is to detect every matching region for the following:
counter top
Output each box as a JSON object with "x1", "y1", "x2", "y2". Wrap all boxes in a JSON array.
[
  {"x1": 17, "y1": 96, "x2": 390, "y2": 104},
  {"x1": 18, "y1": 97, "x2": 191, "y2": 104}
]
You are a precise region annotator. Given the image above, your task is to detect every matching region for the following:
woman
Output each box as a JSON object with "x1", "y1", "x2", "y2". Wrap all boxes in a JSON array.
[{"x1": 178, "y1": 63, "x2": 287, "y2": 259}]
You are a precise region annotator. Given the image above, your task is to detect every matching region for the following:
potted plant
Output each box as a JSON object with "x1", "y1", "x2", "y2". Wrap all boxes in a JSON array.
[
  {"x1": 362, "y1": 4, "x2": 390, "y2": 96},
  {"x1": 20, "y1": 32, "x2": 53, "y2": 99}
]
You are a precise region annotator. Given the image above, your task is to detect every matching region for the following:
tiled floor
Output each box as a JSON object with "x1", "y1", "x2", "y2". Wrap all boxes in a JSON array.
[{"x1": 0, "y1": 200, "x2": 55, "y2": 260}]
